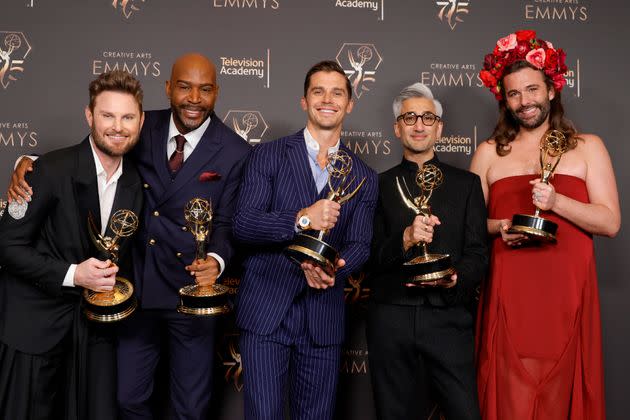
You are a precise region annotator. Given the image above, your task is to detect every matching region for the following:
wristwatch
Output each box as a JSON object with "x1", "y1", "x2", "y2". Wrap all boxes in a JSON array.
[{"x1": 297, "y1": 213, "x2": 311, "y2": 230}]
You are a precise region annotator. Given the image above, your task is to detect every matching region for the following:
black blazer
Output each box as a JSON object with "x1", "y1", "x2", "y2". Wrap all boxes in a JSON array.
[
  {"x1": 369, "y1": 155, "x2": 488, "y2": 307},
  {"x1": 0, "y1": 138, "x2": 143, "y2": 354}
]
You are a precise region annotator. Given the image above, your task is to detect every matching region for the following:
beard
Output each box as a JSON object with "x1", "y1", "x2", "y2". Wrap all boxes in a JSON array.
[
  {"x1": 510, "y1": 99, "x2": 551, "y2": 129},
  {"x1": 92, "y1": 129, "x2": 139, "y2": 157},
  {"x1": 172, "y1": 104, "x2": 212, "y2": 133}
]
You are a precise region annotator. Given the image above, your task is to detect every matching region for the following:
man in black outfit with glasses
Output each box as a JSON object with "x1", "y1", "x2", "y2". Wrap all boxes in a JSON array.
[{"x1": 367, "y1": 82, "x2": 487, "y2": 419}]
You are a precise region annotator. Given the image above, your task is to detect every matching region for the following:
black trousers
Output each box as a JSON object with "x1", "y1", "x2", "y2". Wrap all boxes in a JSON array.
[
  {"x1": 366, "y1": 302, "x2": 480, "y2": 420},
  {"x1": 0, "y1": 327, "x2": 115, "y2": 420}
]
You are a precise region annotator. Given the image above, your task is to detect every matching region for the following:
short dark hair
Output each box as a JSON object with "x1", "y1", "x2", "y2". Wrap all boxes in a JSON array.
[
  {"x1": 89, "y1": 70, "x2": 143, "y2": 112},
  {"x1": 303, "y1": 60, "x2": 353, "y2": 98}
]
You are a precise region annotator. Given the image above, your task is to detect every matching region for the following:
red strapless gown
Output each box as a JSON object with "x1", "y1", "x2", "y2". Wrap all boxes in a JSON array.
[{"x1": 476, "y1": 174, "x2": 605, "y2": 420}]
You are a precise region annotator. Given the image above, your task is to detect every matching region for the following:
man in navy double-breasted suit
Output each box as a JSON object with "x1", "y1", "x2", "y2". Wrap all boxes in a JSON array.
[
  {"x1": 115, "y1": 53, "x2": 251, "y2": 419},
  {"x1": 233, "y1": 61, "x2": 378, "y2": 420}
]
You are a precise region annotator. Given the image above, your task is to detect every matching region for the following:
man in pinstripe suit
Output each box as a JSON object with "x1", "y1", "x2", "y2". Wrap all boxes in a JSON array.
[{"x1": 233, "y1": 61, "x2": 378, "y2": 420}]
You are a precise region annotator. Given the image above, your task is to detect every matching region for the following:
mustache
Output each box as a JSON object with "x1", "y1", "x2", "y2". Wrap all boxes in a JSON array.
[
  {"x1": 516, "y1": 104, "x2": 541, "y2": 114},
  {"x1": 179, "y1": 105, "x2": 209, "y2": 112}
]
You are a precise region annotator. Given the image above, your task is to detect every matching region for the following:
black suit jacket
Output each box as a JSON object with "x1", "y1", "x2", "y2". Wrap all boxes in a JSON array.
[
  {"x1": 0, "y1": 137, "x2": 143, "y2": 354},
  {"x1": 369, "y1": 155, "x2": 488, "y2": 307}
]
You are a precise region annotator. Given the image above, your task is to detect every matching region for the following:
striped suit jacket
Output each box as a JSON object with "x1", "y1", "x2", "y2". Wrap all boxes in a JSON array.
[{"x1": 233, "y1": 130, "x2": 378, "y2": 346}]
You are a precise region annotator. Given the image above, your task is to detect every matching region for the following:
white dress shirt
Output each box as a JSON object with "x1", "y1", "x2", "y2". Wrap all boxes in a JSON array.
[
  {"x1": 63, "y1": 137, "x2": 123, "y2": 287},
  {"x1": 166, "y1": 114, "x2": 226, "y2": 276}
]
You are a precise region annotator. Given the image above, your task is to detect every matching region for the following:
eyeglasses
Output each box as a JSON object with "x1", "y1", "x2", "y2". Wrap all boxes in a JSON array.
[{"x1": 396, "y1": 112, "x2": 441, "y2": 126}]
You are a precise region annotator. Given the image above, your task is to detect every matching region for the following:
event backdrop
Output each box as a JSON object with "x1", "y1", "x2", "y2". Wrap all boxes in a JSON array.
[{"x1": 1, "y1": 1, "x2": 628, "y2": 419}]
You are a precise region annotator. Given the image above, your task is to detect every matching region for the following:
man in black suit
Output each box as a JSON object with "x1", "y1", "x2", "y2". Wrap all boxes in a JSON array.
[
  {"x1": 367, "y1": 83, "x2": 487, "y2": 420},
  {"x1": 0, "y1": 70, "x2": 144, "y2": 420},
  {"x1": 8, "y1": 53, "x2": 251, "y2": 419}
]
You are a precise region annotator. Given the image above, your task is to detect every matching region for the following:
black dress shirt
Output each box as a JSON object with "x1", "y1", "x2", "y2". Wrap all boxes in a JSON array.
[{"x1": 369, "y1": 155, "x2": 488, "y2": 307}]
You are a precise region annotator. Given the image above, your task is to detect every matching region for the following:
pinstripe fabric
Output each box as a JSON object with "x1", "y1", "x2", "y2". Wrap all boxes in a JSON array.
[
  {"x1": 234, "y1": 130, "x2": 378, "y2": 346},
  {"x1": 240, "y1": 297, "x2": 341, "y2": 420},
  {"x1": 233, "y1": 130, "x2": 378, "y2": 418}
]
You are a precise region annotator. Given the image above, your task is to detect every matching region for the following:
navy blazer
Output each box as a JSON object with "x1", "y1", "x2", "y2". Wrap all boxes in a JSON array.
[
  {"x1": 131, "y1": 109, "x2": 251, "y2": 309},
  {"x1": 233, "y1": 130, "x2": 378, "y2": 346}
]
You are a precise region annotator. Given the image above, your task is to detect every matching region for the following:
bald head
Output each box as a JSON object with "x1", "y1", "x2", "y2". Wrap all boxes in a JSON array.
[
  {"x1": 170, "y1": 53, "x2": 217, "y2": 84},
  {"x1": 166, "y1": 53, "x2": 219, "y2": 134}
]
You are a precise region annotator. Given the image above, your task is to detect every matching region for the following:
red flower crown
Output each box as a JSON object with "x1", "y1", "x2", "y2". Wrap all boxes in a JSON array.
[{"x1": 480, "y1": 30, "x2": 568, "y2": 100}]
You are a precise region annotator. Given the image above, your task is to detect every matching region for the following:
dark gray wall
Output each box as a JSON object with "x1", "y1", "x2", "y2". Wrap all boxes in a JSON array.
[{"x1": 1, "y1": 1, "x2": 628, "y2": 419}]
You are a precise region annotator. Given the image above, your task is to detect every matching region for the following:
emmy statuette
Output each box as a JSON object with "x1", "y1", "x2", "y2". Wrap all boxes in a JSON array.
[
  {"x1": 284, "y1": 150, "x2": 366, "y2": 275},
  {"x1": 396, "y1": 163, "x2": 455, "y2": 286},
  {"x1": 177, "y1": 198, "x2": 230, "y2": 316},
  {"x1": 84, "y1": 209, "x2": 139, "y2": 322},
  {"x1": 508, "y1": 130, "x2": 570, "y2": 242}
]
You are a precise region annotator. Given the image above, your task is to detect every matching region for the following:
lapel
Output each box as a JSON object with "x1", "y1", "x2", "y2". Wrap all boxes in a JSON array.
[
  {"x1": 150, "y1": 113, "x2": 172, "y2": 188},
  {"x1": 71, "y1": 137, "x2": 100, "y2": 257},
  {"x1": 285, "y1": 130, "x2": 318, "y2": 208},
  {"x1": 105, "y1": 156, "x2": 141, "y2": 238},
  {"x1": 157, "y1": 113, "x2": 224, "y2": 206}
]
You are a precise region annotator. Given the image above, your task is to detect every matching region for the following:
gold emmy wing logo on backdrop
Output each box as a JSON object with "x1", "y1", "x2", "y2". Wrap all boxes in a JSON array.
[
  {"x1": 218, "y1": 333, "x2": 243, "y2": 391},
  {"x1": 436, "y1": 0, "x2": 470, "y2": 30},
  {"x1": 344, "y1": 272, "x2": 370, "y2": 304},
  {"x1": 336, "y1": 43, "x2": 382, "y2": 99},
  {"x1": 112, "y1": 0, "x2": 145, "y2": 19},
  {"x1": 223, "y1": 110, "x2": 269, "y2": 144},
  {"x1": 0, "y1": 32, "x2": 32, "y2": 89}
]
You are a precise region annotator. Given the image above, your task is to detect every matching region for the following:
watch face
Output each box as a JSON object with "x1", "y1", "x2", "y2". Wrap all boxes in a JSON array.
[{"x1": 298, "y1": 215, "x2": 310, "y2": 229}]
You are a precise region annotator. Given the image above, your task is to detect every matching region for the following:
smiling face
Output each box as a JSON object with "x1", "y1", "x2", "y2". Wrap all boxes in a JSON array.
[
  {"x1": 394, "y1": 97, "x2": 443, "y2": 162},
  {"x1": 166, "y1": 54, "x2": 218, "y2": 134},
  {"x1": 503, "y1": 66, "x2": 555, "y2": 130},
  {"x1": 301, "y1": 70, "x2": 354, "y2": 134},
  {"x1": 85, "y1": 90, "x2": 143, "y2": 157}
]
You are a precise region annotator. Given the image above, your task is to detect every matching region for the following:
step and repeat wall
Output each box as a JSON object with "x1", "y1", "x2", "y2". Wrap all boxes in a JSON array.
[{"x1": 2, "y1": 1, "x2": 629, "y2": 419}]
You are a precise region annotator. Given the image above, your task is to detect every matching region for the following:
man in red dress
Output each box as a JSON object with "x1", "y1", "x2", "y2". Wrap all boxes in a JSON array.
[{"x1": 471, "y1": 30, "x2": 620, "y2": 419}]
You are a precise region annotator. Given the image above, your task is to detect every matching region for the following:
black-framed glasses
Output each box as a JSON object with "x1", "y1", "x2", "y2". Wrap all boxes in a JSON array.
[{"x1": 396, "y1": 112, "x2": 441, "y2": 126}]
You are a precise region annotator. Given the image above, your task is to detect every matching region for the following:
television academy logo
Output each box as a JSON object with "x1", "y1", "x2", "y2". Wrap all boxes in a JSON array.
[
  {"x1": 436, "y1": 0, "x2": 470, "y2": 30},
  {"x1": 0, "y1": 32, "x2": 32, "y2": 89},
  {"x1": 334, "y1": 0, "x2": 384, "y2": 21},
  {"x1": 219, "y1": 50, "x2": 271, "y2": 88},
  {"x1": 111, "y1": 0, "x2": 145, "y2": 19},
  {"x1": 336, "y1": 43, "x2": 382, "y2": 100},
  {"x1": 223, "y1": 110, "x2": 269, "y2": 144},
  {"x1": 434, "y1": 129, "x2": 477, "y2": 156},
  {"x1": 218, "y1": 333, "x2": 243, "y2": 392}
]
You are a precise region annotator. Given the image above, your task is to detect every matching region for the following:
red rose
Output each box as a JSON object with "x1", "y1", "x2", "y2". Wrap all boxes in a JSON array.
[
  {"x1": 525, "y1": 48, "x2": 546, "y2": 69},
  {"x1": 552, "y1": 73, "x2": 566, "y2": 91},
  {"x1": 515, "y1": 30, "x2": 536, "y2": 42},
  {"x1": 479, "y1": 70, "x2": 497, "y2": 89},
  {"x1": 483, "y1": 53, "x2": 496, "y2": 70},
  {"x1": 199, "y1": 171, "x2": 221, "y2": 182},
  {"x1": 515, "y1": 41, "x2": 530, "y2": 57},
  {"x1": 497, "y1": 34, "x2": 517, "y2": 51},
  {"x1": 545, "y1": 48, "x2": 558, "y2": 68}
]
